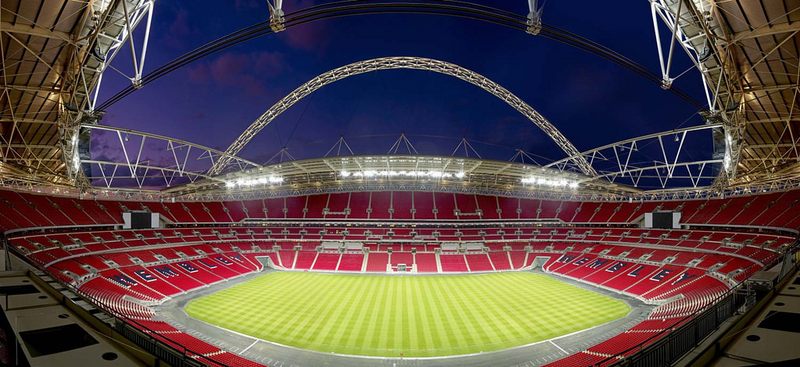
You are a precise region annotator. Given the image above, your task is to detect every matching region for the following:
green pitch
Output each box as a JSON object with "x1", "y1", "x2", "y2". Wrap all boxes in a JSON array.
[{"x1": 185, "y1": 271, "x2": 629, "y2": 357}]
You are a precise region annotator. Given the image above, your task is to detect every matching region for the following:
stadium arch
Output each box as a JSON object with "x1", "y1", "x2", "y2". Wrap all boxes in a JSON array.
[{"x1": 210, "y1": 56, "x2": 597, "y2": 177}]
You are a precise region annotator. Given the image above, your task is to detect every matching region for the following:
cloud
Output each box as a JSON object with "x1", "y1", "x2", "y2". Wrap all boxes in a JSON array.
[
  {"x1": 278, "y1": 0, "x2": 329, "y2": 52},
  {"x1": 234, "y1": 0, "x2": 262, "y2": 10},
  {"x1": 186, "y1": 51, "x2": 285, "y2": 95},
  {"x1": 90, "y1": 132, "x2": 124, "y2": 162},
  {"x1": 169, "y1": 8, "x2": 191, "y2": 35},
  {"x1": 162, "y1": 8, "x2": 195, "y2": 49},
  {"x1": 282, "y1": 23, "x2": 329, "y2": 52}
]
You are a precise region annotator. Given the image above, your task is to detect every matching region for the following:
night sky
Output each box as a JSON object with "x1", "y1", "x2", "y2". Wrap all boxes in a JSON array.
[{"x1": 94, "y1": 0, "x2": 710, "y2": 171}]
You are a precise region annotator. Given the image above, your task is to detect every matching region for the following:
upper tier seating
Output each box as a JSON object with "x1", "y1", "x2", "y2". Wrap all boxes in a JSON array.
[{"x1": 3, "y1": 189, "x2": 800, "y2": 233}]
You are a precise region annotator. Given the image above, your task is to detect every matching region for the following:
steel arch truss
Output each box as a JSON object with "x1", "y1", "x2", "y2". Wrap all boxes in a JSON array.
[
  {"x1": 211, "y1": 57, "x2": 596, "y2": 177},
  {"x1": 80, "y1": 125, "x2": 259, "y2": 190},
  {"x1": 546, "y1": 124, "x2": 724, "y2": 189}
]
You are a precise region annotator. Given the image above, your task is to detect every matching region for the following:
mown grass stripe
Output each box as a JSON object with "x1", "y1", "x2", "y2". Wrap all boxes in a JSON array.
[
  {"x1": 184, "y1": 272, "x2": 630, "y2": 357},
  {"x1": 463, "y1": 275, "x2": 518, "y2": 347}
]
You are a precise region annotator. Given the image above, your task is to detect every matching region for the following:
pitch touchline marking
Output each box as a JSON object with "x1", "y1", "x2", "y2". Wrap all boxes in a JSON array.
[
  {"x1": 178, "y1": 272, "x2": 641, "y2": 361},
  {"x1": 241, "y1": 340, "x2": 259, "y2": 354},
  {"x1": 185, "y1": 273, "x2": 624, "y2": 357},
  {"x1": 548, "y1": 340, "x2": 568, "y2": 354},
  {"x1": 183, "y1": 311, "x2": 627, "y2": 361}
]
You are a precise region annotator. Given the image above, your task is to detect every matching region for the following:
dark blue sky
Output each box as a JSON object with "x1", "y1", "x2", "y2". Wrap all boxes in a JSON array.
[{"x1": 96, "y1": 0, "x2": 709, "y2": 167}]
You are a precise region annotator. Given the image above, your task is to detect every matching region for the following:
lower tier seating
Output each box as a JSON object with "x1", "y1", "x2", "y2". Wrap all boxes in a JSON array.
[{"x1": 6, "y1": 224, "x2": 790, "y2": 367}]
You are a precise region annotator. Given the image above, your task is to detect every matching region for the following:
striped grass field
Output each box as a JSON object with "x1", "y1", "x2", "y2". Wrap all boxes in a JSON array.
[{"x1": 184, "y1": 271, "x2": 630, "y2": 357}]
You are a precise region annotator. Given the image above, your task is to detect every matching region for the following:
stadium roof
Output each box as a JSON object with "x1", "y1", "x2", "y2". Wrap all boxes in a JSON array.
[
  {"x1": 170, "y1": 154, "x2": 635, "y2": 200},
  {"x1": 661, "y1": 0, "x2": 800, "y2": 184},
  {"x1": 718, "y1": 0, "x2": 800, "y2": 184},
  {"x1": 0, "y1": 0, "x2": 151, "y2": 185},
  {"x1": 0, "y1": 0, "x2": 85, "y2": 183},
  {"x1": 1, "y1": 0, "x2": 800, "y2": 199}
]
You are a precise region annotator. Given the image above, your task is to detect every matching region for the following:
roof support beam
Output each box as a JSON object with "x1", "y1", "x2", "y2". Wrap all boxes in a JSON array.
[
  {"x1": 717, "y1": 83, "x2": 800, "y2": 96},
  {"x1": 743, "y1": 116, "x2": 800, "y2": 125},
  {"x1": 0, "y1": 143, "x2": 60, "y2": 150},
  {"x1": 0, "y1": 118, "x2": 58, "y2": 125},
  {"x1": 3, "y1": 32, "x2": 63, "y2": 78},
  {"x1": 727, "y1": 21, "x2": 800, "y2": 44},
  {"x1": 0, "y1": 21, "x2": 75, "y2": 45},
  {"x1": 742, "y1": 31, "x2": 799, "y2": 78},
  {"x1": 1, "y1": 84, "x2": 61, "y2": 94}
]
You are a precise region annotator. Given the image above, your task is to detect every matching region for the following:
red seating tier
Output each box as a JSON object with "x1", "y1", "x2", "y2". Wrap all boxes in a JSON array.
[
  {"x1": 337, "y1": 253, "x2": 364, "y2": 271},
  {"x1": 465, "y1": 253, "x2": 494, "y2": 271},
  {"x1": 3, "y1": 189, "x2": 800, "y2": 233},
  {"x1": 440, "y1": 254, "x2": 468, "y2": 272},
  {"x1": 365, "y1": 252, "x2": 388, "y2": 272},
  {"x1": 415, "y1": 253, "x2": 438, "y2": 272},
  {"x1": 311, "y1": 253, "x2": 340, "y2": 270}
]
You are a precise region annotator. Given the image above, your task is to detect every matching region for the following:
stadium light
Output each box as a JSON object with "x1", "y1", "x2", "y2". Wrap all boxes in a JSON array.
[
  {"x1": 521, "y1": 176, "x2": 579, "y2": 189},
  {"x1": 225, "y1": 174, "x2": 283, "y2": 189},
  {"x1": 723, "y1": 131, "x2": 733, "y2": 172},
  {"x1": 70, "y1": 134, "x2": 81, "y2": 173},
  {"x1": 339, "y1": 170, "x2": 466, "y2": 179}
]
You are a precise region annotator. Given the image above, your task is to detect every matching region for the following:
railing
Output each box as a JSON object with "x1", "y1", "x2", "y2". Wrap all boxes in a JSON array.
[
  {"x1": 590, "y1": 250, "x2": 800, "y2": 367},
  {"x1": 114, "y1": 322, "x2": 207, "y2": 367},
  {"x1": 3, "y1": 241, "x2": 240, "y2": 367},
  {"x1": 77, "y1": 280, "x2": 243, "y2": 367},
  {"x1": 606, "y1": 288, "x2": 744, "y2": 366}
]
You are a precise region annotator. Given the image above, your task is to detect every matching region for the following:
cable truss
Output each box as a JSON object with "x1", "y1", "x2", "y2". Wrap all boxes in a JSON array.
[
  {"x1": 547, "y1": 124, "x2": 724, "y2": 189},
  {"x1": 79, "y1": 125, "x2": 259, "y2": 190},
  {"x1": 60, "y1": 0, "x2": 156, "y2": 187},
  {"x1": 8, "y1": 162, "x2": 800, "y2": 203},
  {"x1": 0, "y1": 0, "x2": 154, "y2": 187},
  {"x1": 648, "y1": 0, "x2": 744, "y2": 185},
  {"x1": 210, "y1": 56, "x2": 596, "y2": 177}
]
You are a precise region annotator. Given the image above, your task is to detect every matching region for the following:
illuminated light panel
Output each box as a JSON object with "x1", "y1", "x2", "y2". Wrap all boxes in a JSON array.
[
  {"x1": 225, "y1": 175, "x2": 284, "y2": 188},
  {"x1": 340, "y1": 170, "x2": 466, "y2": 179},
  {"x1": 723, "y1": 131, "x2": 733, "y2": 171},
  {"x1": 521, "y1": 176, "x2": 579, "y2": 189}
]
